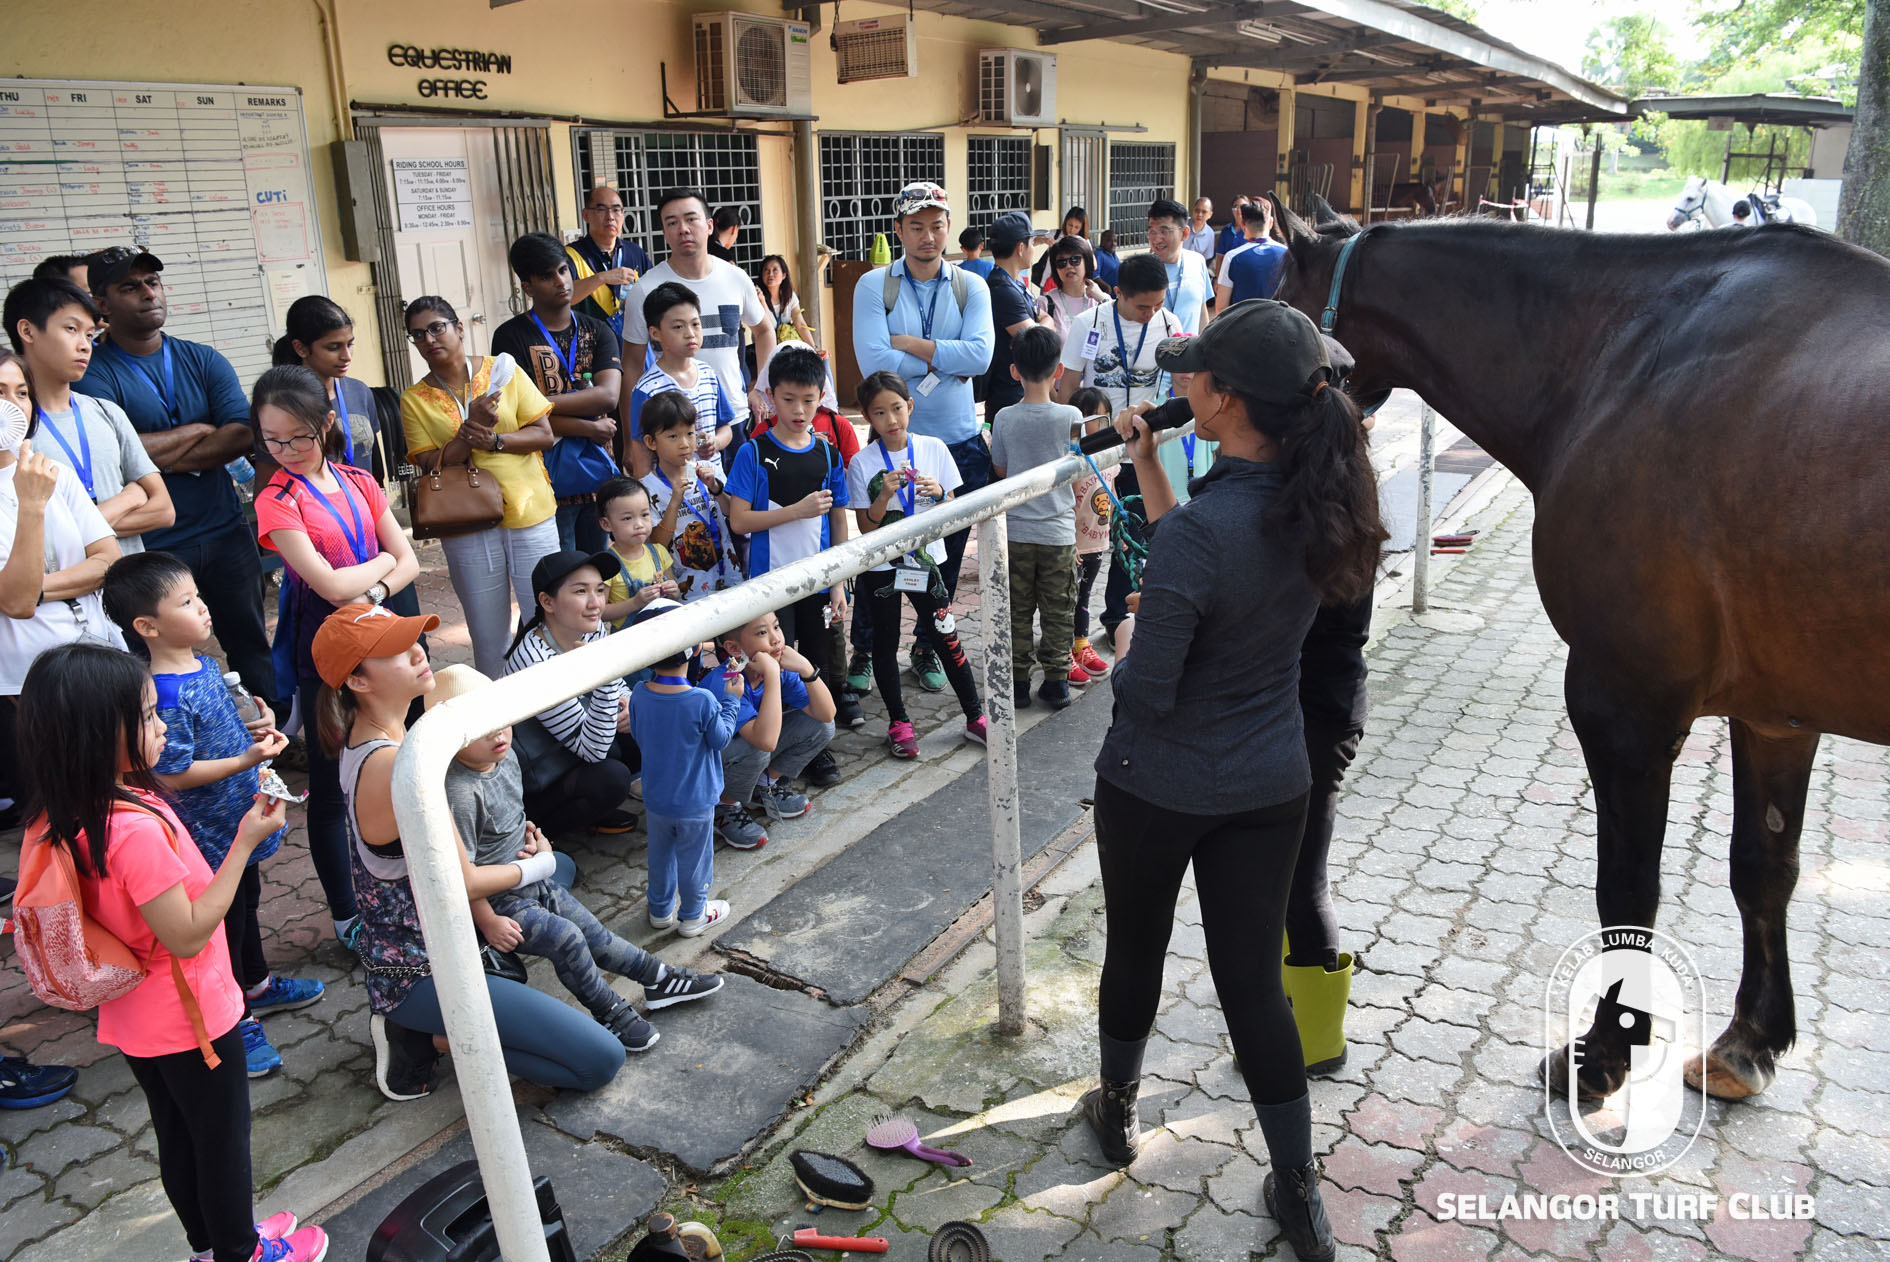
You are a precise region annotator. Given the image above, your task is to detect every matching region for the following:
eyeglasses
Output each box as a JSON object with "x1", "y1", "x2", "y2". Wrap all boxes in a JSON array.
[
  {"x1": 586, "y1": 203, "x2": 624, "y2": 215},
  {"x1": 1054, "y1": 256, "x2": 1085, "y2": 268},
  {"x1": 260, "y1": 433, "x2": 319, "y2": 453},
  {"x1": 893, "y1": 183, "x2": 950, "y2": 218},
  {"x1": 408, "y1": 320, "x2": 455, "y2": 344}
]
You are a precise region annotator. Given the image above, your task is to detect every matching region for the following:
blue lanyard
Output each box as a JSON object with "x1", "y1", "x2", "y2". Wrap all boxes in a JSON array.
[
  {"x1": 1165, "y1": 263, "x2": 1183, "y2": 316},
  {"x1": 655, "y1": 469, "x2": 727, "y2": 577},
  {"x1": 109, "y1": 339, "x2": 177, "y2": 422},
  {"x1": 528, "y1": 312, "x2": 580, "y2": 384},
  {"x1": 36, "y1": 404, "x2": 95, "y2": 499},
  {"x1": 879, "y1": 440, "x2": 916, "y2": 517},
  {"x1": 330, "y1": 381, "x2": 356, "y2": 467},
  {"x1": 913, "y1": 269, "x2": 945, "y2": 341},
  {"x1": 1182, "y1": 434, "x2": 1197, "y2": 475},
  {"x1": 1112, "y1": 305, "x2": 1152, "y2": 406},
  {"x1": 651, "y1": 674, "x2": 690, "y2": 687},
  {"x1": 288, "y1": 468, "x2": 373, "y2": 566}
]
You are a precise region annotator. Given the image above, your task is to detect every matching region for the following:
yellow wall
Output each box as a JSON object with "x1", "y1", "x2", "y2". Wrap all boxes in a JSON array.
[{"x1": 4, "y1": 0, "x2": 1194, "y2": 384}]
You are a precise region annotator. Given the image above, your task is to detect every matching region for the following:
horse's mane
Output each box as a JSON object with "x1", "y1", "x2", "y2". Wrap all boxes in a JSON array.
[{"x1": 1350, "y1": 215, "x2": 1842, "y2": 263}]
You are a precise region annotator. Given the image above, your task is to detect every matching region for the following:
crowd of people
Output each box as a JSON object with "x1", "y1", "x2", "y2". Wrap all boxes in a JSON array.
[{"x1": 0, "y1": 176, "x2": 1367, "y2": 1261}]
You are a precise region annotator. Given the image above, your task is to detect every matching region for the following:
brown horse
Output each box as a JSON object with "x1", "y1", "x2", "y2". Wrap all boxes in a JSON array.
[{"x1": 1269, "y1": 193, "x2": 1890, "y2": 1103}]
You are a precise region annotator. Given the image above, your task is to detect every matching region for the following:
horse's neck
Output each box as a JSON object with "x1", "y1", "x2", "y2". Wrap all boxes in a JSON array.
[{"x1": 1705, "y1": 182, "x2": 1735, "y2": 226}]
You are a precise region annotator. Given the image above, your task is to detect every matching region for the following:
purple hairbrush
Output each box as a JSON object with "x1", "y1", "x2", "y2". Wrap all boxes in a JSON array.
[{"x1": 865, "y1": 1115, "x2": 972, "y2": 1167}]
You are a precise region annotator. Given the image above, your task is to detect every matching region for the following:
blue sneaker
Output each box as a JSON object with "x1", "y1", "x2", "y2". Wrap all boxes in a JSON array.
[
  {"x1": 0, "y1": 1056, "x2": 79, "y2": 1109},
  {"x1": 241, "y1": 1018, "x2": 283, "y2": 1079},
  {"x1": 247, "y1": 974, "x2": 325, "y2": 1016},
  {"x1": 751, "y1": 777, "x2": 811, "y2": 822}
]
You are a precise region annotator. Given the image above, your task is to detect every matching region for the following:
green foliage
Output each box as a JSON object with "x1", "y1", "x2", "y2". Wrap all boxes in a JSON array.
[
  {"x1": 1411, "y1": 0, "x2": 1480, "y2": 22},
  {"x1": 1582, "y1": 15, "x2": 1690, "y2": 96},
  {"x1": 1696, "y1": 0, "x2": 1867, "y2": 78}
]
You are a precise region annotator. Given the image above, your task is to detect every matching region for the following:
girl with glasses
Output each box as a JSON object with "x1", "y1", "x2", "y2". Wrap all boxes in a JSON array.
[{"x1": 251, "y1": 364, "x2": 420, "y2": 951}]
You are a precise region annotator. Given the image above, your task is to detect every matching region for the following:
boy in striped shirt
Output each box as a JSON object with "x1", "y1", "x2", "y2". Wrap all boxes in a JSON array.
[{"x1": 626, "y1": 281, "x2": 735, "y2": 478}]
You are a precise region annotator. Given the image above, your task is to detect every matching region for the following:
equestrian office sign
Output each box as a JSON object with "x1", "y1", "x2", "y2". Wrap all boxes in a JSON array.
[{"x1": 387, "y1": 44, "x2": 515, "y2": 100}]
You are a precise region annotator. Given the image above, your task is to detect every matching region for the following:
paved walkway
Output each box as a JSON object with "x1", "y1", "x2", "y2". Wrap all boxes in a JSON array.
[{"x1": 666, "y1": 481, "x2": 1890, "y2": 1262}]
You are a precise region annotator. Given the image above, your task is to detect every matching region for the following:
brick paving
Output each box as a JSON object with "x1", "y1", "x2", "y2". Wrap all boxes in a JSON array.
[{"x1": 695, "y1": 480, "x2": 1890, "y2": 1261}]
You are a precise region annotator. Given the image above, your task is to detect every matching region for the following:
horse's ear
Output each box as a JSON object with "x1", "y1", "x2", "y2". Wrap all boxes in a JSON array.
[
  {"x1": 1309, "y1": 194, "x2": 1360, "y2": 237},
  {"x1": 1270, "y1": 194, "x2": 1319, "y2": 249}
]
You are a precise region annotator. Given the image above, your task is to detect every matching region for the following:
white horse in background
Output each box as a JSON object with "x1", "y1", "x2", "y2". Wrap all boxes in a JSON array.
[{"x1": 1668, "y1": 175, "x2": 1819, "y2": 230}]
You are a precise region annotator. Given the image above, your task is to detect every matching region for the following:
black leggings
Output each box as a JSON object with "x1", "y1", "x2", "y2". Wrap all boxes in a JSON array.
[
  {"x1": 858, "y1": 570, "x2": 982, "y2": 723},
  {"x1": 221, "y1": 864, "x2": 267, "y2": 1013},
  {"x1": 526, "y1": 753, "x2": 636, "y2": 835},
  {"x1": 776, "y1": 592, "x2": 835, "y2": 676},
  {"x1": 126, "y1": 1023, "x2": 257, "y2": 1262},
  {"x1": 1285, "y1": 715, "x2": 1363, "y2": 967},
  {"x1": 1074, "y1": 552, "x2": 1104, "y2": 640},
  {"x1": 1093, "y1": 775, "x2": 1310, "y2": 1106}
]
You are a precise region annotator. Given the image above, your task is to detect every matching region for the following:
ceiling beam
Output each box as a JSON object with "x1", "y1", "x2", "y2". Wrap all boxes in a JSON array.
[
  {"x1": 1297, "y1": 58, "x2": 1476, "y2": 84},
  {"x1": 1196, "y1": 33, "x2": 1402, "y2": 70},
  {"x1": 1037, "y1": 1, "x2": 1270, "y2": 46}
]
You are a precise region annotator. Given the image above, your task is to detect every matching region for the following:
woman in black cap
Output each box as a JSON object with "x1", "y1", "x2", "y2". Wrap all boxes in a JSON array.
[{"x1": 1082, "y1": 299, "x2": 1385, "y2": 1261}]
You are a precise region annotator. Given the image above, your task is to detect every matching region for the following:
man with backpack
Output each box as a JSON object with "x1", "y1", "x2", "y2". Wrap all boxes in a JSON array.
[{"x1": 851, "y1": 183, "x2": 995, "y2": 693}]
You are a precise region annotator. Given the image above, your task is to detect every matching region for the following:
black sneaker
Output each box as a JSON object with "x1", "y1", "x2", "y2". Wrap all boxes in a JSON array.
[
  {"x1": 804, "y1": 749, "x2": 842, "y2": 788},
  {"x1": 590, "y1": 808, "x2": 639, "y2": 835},
  {"x1": 835, "y1": 691, "x2": 867, "y2": 730},
  {"x1": 1014, "y1": 680, "x2": 1033, "y2": 711},
  {"x1": 1038, "y1": 679, "x2": 1073, "y2": 710},
  {"x1": 644, "y1": 966, "x2": 726, "y2": 1011},
  {"x1": 370, "y1": 1014, "x2": 440, "y2": 1101},
  {"x1": 603, "y1": 1002, "x2": 661, "y2": 1053}
]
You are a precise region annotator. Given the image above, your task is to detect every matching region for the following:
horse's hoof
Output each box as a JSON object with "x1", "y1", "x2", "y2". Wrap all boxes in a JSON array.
[
  {"x1": 1685, "y1": 1049, "x2": 1772, "y2": 1100},
  {"x1": 1539, "y1": 1047, "x2": 1613, "y2": 1102}
]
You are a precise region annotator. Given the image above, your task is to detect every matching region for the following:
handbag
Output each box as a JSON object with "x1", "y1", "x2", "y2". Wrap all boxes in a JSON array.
[
  {"x1": 479, "y1": 943, "x2": 529, "y2": 984},
  {"x1": 405, "y1": 458, "x2": 503, "y2": 540},
  {"x1": 511, "y1": 715, "x2": 582, "y2": 798},
  {"x1": 543, "y1": 435, "x2": 617, "y2": 500}
]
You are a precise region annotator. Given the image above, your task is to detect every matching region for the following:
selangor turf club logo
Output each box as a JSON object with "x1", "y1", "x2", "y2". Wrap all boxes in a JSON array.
[{"x1": 1544, "y1": 926, "x2": 1707, "y2": 1178}]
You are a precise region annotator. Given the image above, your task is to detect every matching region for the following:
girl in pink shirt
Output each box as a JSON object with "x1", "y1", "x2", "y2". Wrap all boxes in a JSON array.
[{"x1": 17, "y1": 643, "x2": 327, "y2": 1262}]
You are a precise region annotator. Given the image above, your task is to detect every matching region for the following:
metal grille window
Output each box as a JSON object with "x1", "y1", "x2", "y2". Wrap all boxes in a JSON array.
[
  {"x1": 966, "y1": 135, "x2": 1031, "y2": 229},
  {"x1": 1106, "y1": 141, "x2": 1176, "y2": 247},
  {"x1": 571, "y1": 129, "x2": 764, "y2": 273},
  {"x1": 819, "y1": 131, "x2": 945, "y2": 262}
]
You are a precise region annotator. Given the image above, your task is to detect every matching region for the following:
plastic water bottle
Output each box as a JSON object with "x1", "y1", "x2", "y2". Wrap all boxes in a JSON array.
[
  {"x1": 222, "y1": 671, "x2": 264, "y2": 725},
  {"x1": 227, "y1": 456, "x2": 256, "y2": 503},
  {"x1": 870, "y1": 233, "x2": 892, "y2": 266}
]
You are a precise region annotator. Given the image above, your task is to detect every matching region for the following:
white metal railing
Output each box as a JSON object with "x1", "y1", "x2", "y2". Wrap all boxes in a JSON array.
[{"x1": 388, "y1": 423, "x2": 1192, "y2": 1262}]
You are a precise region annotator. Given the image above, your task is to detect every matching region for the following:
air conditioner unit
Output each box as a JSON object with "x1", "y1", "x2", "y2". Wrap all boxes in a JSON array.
[
  {"x1": 693, "y1": 12, "x2": 813, "y2": 118},
  {"x1": 835, "y1": 15, "x2": 919, "y2": 83},
  {"x1": 978, "y1": 49, "x2": 1057, "y2": 128}
]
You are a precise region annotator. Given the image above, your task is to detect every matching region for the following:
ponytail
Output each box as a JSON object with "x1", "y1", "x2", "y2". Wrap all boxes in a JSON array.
[
  {"x1": 317, "y1": 684, "x2": 358, "y2": 759},
  {"x1": 1220, "y1": 375, "x2": 1386, "y2": 605},
  {"x1": 271, "y1": 334, "x2": 300, "y2": 367}
]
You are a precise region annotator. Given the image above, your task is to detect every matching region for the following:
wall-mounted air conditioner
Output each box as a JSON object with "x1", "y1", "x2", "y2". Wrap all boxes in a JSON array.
[
  {"x1": 693, "y1": 12, "x2": 813, "y2": 118},
  {"x1": 978, "y1": 49, "x2": 1057, "y2": 128},
  {"x1": 835, "y1": 15, "x2": 919, "y2": 83}
]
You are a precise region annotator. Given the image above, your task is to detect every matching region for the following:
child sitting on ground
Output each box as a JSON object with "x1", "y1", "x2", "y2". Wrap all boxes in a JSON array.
[
  {"x1": 623, "y1": 602, "x2": 746, "y2": 936},
  {"x1": 102, "y1": 551, "x2": 323, "y2": 1081},
  {"x1": 596, "y1": 476, "x2": 679, "y2": 630},
  {"x1": 988, "y1": 325, "x2": 1084, "y2": 712},
  {"x1": 847, "y1": 371, "x2": 986, "y2": 758},
  {"x1": 1067, "y1": 387, "x2": 1116, "y2": 685},
  {"x1": 714, "y1": 609, "x2": 837, "y2": 848},
  {"x1": 639, "y1": 393, "x2": 742, "y2": 601},
  {"x1": 430, "y1": 665, "x2": 723, "y2": 1053}
]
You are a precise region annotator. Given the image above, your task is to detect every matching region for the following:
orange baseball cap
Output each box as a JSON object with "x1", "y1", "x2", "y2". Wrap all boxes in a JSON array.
[{"x1": 311, "y1": 603, "x2": 439, "y2": 689}]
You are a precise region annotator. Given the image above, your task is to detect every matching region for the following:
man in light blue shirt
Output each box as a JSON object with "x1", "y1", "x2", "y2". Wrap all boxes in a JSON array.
[{"x1": 851, "y1": 181, "x2": 995, "y2": 694}]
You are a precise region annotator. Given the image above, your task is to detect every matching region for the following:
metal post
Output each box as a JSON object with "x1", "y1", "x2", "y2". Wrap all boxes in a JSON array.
[
  {"x1": 978, "y1": 514, "x2": 1027, "y2": 1036},
  {"x1": 1412, "y1": 402, "x2": 1435, "y2": 614},
  {"x1": 1585, "y1": 138, "x2": 1603, "y2": 231}
]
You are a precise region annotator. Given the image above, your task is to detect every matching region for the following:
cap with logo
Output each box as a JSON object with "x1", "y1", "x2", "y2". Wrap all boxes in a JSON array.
[
  {"x1": 1154, "y1": 299, "x2": 1346, "y2": 407},
  {"x1": 311, "y1": 603, "x2": 440, "y2": 690},
  {"x1": 892, "y1": 182, "x2": 951, "y2": 220},
  {"x1": 84, "y1": 245, "x2": 164, "y2": 296}
]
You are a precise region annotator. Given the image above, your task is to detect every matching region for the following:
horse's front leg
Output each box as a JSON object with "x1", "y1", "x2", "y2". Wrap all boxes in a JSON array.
[
  {"x1": 1687, "y1": 719, "x2": 1816, "y2": 1100},
  {"x1": 1539, "y1": 654, "x2": 1689, "y2": 1101}
]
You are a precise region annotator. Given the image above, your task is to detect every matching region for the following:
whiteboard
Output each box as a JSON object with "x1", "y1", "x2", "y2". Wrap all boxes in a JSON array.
[{"x1": 0, "y1": 79, "x2": 327, "y2": 389}]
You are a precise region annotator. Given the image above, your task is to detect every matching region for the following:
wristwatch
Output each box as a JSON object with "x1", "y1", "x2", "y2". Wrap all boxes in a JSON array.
[{"x1": 491, "y1": 433, "x2": 506, "y2": 452}]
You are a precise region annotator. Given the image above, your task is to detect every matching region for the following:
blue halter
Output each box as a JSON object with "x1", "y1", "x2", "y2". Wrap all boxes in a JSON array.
[{"x1": 1315, "y1": 229, "x2": 1387, "y2": 421}]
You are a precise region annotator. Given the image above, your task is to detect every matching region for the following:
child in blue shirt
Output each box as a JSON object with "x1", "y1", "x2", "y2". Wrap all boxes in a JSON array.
[
  {"x1": 714, "y1": 609, "x2": 837, "y2": 850},
  {"x1": 102, "y1": 551, "x2": 323, "y2": 1079},
  {"x1": 624, "y1": 601, "x2": 745, "y2": 937}
]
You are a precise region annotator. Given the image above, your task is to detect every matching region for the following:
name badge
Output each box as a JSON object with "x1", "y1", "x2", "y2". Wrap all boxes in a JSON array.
[
  {"x1": 916, "y1": 372, "x2": 942, "y2": 397},
  {"x1": 1082, "y1": 328, "x2": 1102, "y2": 361},
  {"x1": 893, "y1": 564, "x2": 928, "y2": 593}
]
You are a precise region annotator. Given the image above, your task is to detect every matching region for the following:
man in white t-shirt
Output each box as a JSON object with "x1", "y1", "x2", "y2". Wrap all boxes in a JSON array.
[
  {"x1": 622, "y1": 188, "x2": 775, "y2": 433},
  {"x1": 1145, "y1": 197, "x2": 1212, "y2": 334},
  {"x1": 1053, "y1": 254, "x2": 1183, "y2": 415}
]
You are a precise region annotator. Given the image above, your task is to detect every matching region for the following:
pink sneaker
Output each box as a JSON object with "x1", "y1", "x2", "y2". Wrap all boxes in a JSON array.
[
  {"x1": 255, "y1": 1224, "x2": 328, "y2": 1261},
  {"x1": 963, "y1": 716, "x2": 988, "y2": 745},
  {"x1": 1067, "y1": 658, "x2": 1093, "y2": 686},
  {"x1": 887, "y1": 719, "x2": 920, "y2": 759},
  {"x1": 192, "y1": 1214, "x2": 299, "y2": 1260},
  {"x1": 1074, "y1": 643, "x2": 1111, "y2": 677}
]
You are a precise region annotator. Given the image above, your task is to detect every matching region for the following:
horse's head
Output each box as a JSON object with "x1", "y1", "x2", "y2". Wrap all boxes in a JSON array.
[
  {"x1": 1668, "y1": 176, "x2": 1708, "y2": 231},
  {"x1": 1269, "y1": 195, "x2": 1394, "y2": 415}
]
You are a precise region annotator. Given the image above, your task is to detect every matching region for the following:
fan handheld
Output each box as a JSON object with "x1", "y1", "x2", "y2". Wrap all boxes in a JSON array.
[
  {"x1": 0, "y1": 400, "x2": 28, "y2": 454},
  {"x1": 865, "y1": 1115, "x2": 973, "y2": 1167}
]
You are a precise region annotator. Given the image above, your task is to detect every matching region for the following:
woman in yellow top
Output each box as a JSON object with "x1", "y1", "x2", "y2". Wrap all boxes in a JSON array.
[{"x1": 399, "y1": 295, "x2": 559, "y2": 677}]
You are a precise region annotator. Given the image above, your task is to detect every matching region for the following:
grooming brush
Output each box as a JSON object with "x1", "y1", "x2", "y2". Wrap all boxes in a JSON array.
[
  {"x1": 792, "y1": 1227, "x2": 890, "y2": 1253},
  {"x1": 789, "y1": 1149, "x2": 875, "y2": 1211},
  {"x1": 865, "y1": 1115, "x2": 972, "y2": 1167},
  {"x1": 929, "y1": 1221, "x2": 993, "y2": 1262}
]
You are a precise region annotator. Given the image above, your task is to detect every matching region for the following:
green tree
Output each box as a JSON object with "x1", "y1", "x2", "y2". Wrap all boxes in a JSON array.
[
  {"x1": 1696, "y1": 0, "x2": 1865, "y2": 75},
  {"x1": 1582, "y1": 15, "x2": 1687, "y2": 96},
  {"x1": 1413, "y1": 0, "x2": 1480, "y2": 22},
  {"x1": 1837, "y1": 0, "x2": 1888, "y2": 253}
]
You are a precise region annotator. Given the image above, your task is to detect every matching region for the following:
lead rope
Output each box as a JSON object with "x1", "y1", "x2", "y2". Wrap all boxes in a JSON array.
[{"x1": 1072, "y1": 442, "x2": 1149, "y2": 592}]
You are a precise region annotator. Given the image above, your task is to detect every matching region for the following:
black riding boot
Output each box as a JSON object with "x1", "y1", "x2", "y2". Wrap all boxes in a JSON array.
[
  {"x1": 1263, "y1": 1162, "x2": 1335, "y2": 1261},
  {"x1": 1081, "y1": 1030, "x2": 1146, "y2": 1166}
]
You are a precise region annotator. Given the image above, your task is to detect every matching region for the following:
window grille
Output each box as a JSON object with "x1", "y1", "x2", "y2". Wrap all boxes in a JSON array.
[
  {"x1": 1105, "y1": 141, "x2": 1176, "y2": 248},
  {"x1": 571, "y1": 128, "x2": 764, "y2": 274},
  {"x1": 818, "y1": 131, "x2": 945, "y2": 261},
  {"x1": 966, "y1": 135, "x2": 1031, "y2": 230}
]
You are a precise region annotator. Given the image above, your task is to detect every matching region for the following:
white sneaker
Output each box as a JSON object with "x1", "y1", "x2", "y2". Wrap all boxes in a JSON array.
[
  {"x1": 677, "y1": 900, "x2": 731, "y2": 938},
  {"x1": 649, "y1": 905, "x2": 678, "y2": 931}
]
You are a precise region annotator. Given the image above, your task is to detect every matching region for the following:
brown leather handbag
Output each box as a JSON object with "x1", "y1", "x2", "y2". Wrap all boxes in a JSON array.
[{"x1": 405, "y1": 455, "x2": 503, "y2": 539}]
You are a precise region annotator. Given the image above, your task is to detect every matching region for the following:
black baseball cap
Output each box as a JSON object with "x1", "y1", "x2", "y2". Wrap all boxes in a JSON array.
[
  {"x1": 1154, "y1": 300, "x2": 1343, "y2": 406},
  {"x1": 986, "y1": 212, "x2": 1037, "y2": 251},
  {"x1": 84, "y1": 245, "x2": 164, "y2": 295},
  {"x1": 531, "y1": 548, "x2": 622, "y2": 599}
]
